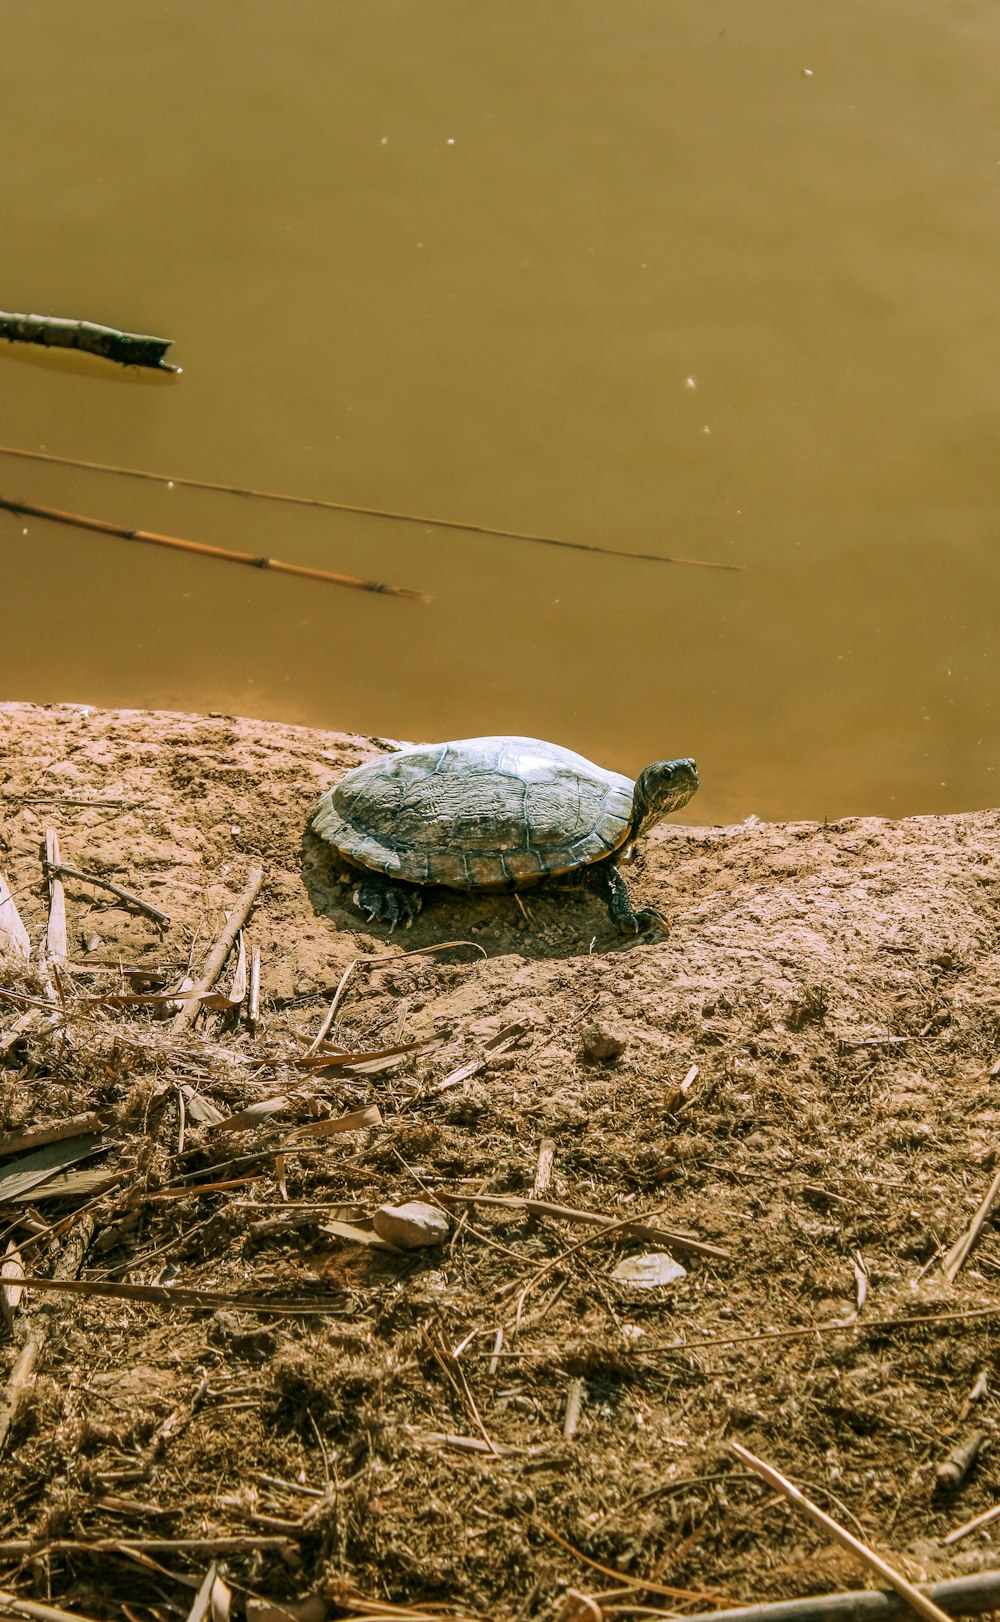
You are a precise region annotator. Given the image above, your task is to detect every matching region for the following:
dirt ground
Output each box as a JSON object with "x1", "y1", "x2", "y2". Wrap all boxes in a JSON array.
[{"x1": 1, "y1": 701, "x2": 1000, "y2": 1622}]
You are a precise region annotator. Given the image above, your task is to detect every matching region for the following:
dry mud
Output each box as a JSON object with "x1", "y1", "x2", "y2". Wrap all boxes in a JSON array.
[{"x1": 1, "y1": 702, "x2": 1000, "y2": 1621}]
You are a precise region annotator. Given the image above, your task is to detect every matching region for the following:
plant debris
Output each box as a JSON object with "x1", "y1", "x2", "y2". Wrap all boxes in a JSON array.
[{"x1": 2, "y1": 702, "x2": 1000, "y2": 1621}]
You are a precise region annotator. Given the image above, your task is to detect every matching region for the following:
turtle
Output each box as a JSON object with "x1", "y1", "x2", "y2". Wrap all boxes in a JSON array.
[{"x1": 309, "y1": 735, "x2": 698, "y2": 933}]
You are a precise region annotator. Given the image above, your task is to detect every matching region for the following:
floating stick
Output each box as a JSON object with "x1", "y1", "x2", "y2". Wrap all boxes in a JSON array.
[
  {"x1": 0, "y1": 495, "x2": 427, "y2": 600},
  {"x1": 0, "y1": 311, "x2": 177, "y2": 372},
  {"x1": 0, "y1": 444, "x2": 742, "y2": 570}
]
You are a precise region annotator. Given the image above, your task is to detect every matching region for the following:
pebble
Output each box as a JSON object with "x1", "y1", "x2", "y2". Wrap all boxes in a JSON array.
[
  {"x1": 579, "y1": 1020, "x2": 627, "y2": 1062},
  {"x1": 611, "y1": 1252, "x2": 687, "y2": 1289},
  {"x1": 373, "y1": 1200, "x2": 450, "y2": 1250}
]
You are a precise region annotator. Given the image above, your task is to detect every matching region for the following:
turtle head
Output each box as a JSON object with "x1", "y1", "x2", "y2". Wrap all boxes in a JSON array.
[{"x1": 631, "y1": 758, "x2": 699, "y2": 836}]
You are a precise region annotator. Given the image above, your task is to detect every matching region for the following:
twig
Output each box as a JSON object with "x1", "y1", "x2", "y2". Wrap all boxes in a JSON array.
[
  {"x1": 958, "y1": 1369, "x2": 989, "y2": 1422},
  {"x1": 42, "y1": 859, "x2": 170, "y2": 927},
  {"x1": 176, "y1": 1083, "x2": 188, "y2": 1156},
  {"x1": 13, "y1": 1274, "x2": 343, "y2": 1315},
  {"x1": 295, "y1": 1039, "x2": 426, "y2": 1070},
  {"x1": 0, "y1": 1537, "x2": 295, "y2": 1555},
  {"x1": 248, "y1": 943, "x2": 261, "y2": 1031},
  {"x1": 305, "y1": 939, "x2": 484, "y2": 1055},
  {"x1": 942, "y1": 1169, "x2": 1000, "y2": 1282},
  {"x1": 0, "y1": 496, "x2": 427, "y2": 600},
  {"x1": 708, "y1": 1576, "x2": 1000, "y2": 1622},
  {"x1": 474, "y1": 1301, "x2": 1000, "y2": 1363},
  {"x1": 533, "y1": 1138, "x2": 556, "y2": 1198},
  {"x1": 489, "y1": 1326, "x2": 504, "y2": 1377},
  {"x1": 563, "y1": 1377, "x2": 585, "y2": 1439},
  {"x1": 665, "y1": 1063, "x2": 700, "y2": 1114},
  {"x1": 0, "y1": 1590, "x2": 104, "y2": 1622},
  {"x1": 0, "y1": 444, "x2": 744, "y2": 569},
  {"x1": 429, "y1": 1024, "x2": 528, "y2": 1093},
  {"x1": 171, "y1": 869, "x2": 263, "y2": 1033},
  {"x1": 510, "y1": 1198, "x2": 688, "y2": 1334},
  {"x1": 0, "y1": 867, "x2": 30, "y2": 960},
  {"x1": 405, "y1": 1429, "x2": 528, "y2": 1457},
  {"x1": 226, "y1": 929, "x2": 248, "y2": 1009},
  {"x1": 0, "y1": 1112, "x2": 109, "y2": 1158},
  {"x1": 442, "y1": 1191, "x2": 728, "y2": 1262},
  {"x1": 0, "y1": 311, "x2": 176, "y2": 371},
  {"x1": 44, "y1": 828, "x2": 67, "y2": 962},
  {"x1": 944, "y1": 1504, "x2": 1000, "y2": 1546},
  {"x1": 420, "y1": 1328, "x2": 497, "y2": 1455},
  {"x1": 676, "y1": 1573, "x2": 1000, "y2": 1622},
  {"x1": 185, "y1": 1562, "x2": 219, "y2": 1622},
  {"x1": 0, "y1": 1214, "x2": 95, "y2": 1454},
  {"x1": 838, "y1": 1036, "x2": 912, "y2": 1049},
  {"x1": 306, "y1": 958, "x2": 362, "y2": 1053},
  {"x1": 730, "y1": 1442, "x2": 954, "y2": 1622},
  {"x1": 936, "y1": 1431, "x2": 987, "y2": 1492}
]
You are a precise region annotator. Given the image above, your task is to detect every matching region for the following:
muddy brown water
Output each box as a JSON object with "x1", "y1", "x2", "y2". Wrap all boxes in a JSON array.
[{"x1": 1, "y1": 2, "x2": 997, "y2": 827}]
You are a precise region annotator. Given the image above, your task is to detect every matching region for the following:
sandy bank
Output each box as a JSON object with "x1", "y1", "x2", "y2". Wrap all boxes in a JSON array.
[{"x1": 2, "y1": 702, "x2": 1000, "y2": 1616}]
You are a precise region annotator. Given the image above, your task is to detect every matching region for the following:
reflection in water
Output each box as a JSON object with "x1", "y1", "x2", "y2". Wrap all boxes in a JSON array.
[{"x1": 0, "y1": 0, "x2": 997, "y2": 825}]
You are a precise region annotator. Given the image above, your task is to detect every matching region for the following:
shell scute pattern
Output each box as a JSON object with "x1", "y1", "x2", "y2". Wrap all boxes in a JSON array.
[{"x1": 310, "y1": 736, "x2": 636, "y2": 891}]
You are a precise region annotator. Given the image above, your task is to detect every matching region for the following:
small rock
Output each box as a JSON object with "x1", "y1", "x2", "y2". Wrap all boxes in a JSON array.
[
  {"x1": 373, "y1": 1200, "x2": 450, "y2": 1250},
  {"x1": 611, "y1": 1252, "x2": 687, "y2": 1289},
  {"x1": 579, "y1": 1021, "x2": 627, "y2": 1063}
]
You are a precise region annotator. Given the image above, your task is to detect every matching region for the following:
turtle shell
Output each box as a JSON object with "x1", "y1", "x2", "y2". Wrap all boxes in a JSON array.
[{"x1": 310, "y1": 736, "x2": 635, "y2": 890}]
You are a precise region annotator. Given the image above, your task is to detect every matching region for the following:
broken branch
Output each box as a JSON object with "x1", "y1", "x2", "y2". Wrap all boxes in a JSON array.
[{"x1": 0, "y1": 311, "x2": 177, "y2": 371}]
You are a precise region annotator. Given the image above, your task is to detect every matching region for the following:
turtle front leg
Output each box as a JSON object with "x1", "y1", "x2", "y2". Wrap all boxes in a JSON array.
[
  {"x1": 352, "y1": 873, "x2": 422, "y2": 930},
  {"x1": 587, "y1": 860, "x2": 667, "y2": 935}
]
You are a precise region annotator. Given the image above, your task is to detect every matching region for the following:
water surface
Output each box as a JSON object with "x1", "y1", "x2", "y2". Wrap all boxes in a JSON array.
[{"x1": 2, "y1": 1, "x2": 998, "y2": 823}]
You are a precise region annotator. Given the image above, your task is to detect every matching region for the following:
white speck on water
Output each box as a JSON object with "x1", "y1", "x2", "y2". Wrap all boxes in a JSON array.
[
  {"x1": 380, "y1": 136, "x2": 389, "y2": 145},
  {"x1": 802, "y1": 66, "x2": 814, "y2": 76},
  {"x1": 685, "y1": 377, "x2": 697, "y2": 389},
  {"x1": 446, "y1": 137, "x2": 455, "y2": 145},
  {"x1": 167, "y1": 480, "x2": 174, "y2": 489},
  {"x1": 703, "y1": 425, "x2": 712, "y2": 434},
  {"x1": 21, "y1": 527, "x2": 27, "y2": 535}
]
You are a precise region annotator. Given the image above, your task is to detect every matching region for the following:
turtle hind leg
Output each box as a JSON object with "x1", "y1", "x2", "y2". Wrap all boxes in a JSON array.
[
  {"x1": 587, "y1": 860, "x2": 667, "y2": 936},
  {"x1": 352, "y1": 873, "x2": 422, "y2": 930}
]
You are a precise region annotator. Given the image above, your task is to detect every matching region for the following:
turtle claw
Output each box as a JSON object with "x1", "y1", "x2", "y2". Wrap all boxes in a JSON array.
[
  {"x1": 588, "y1": 860, "x2": 668, "y2": 936},
  {"x1": 352, "y1": 877, "x2": 422, "y2": 930},
  {"x1": 632, "y1": 908, "x2": 669, "y2": 936}
]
